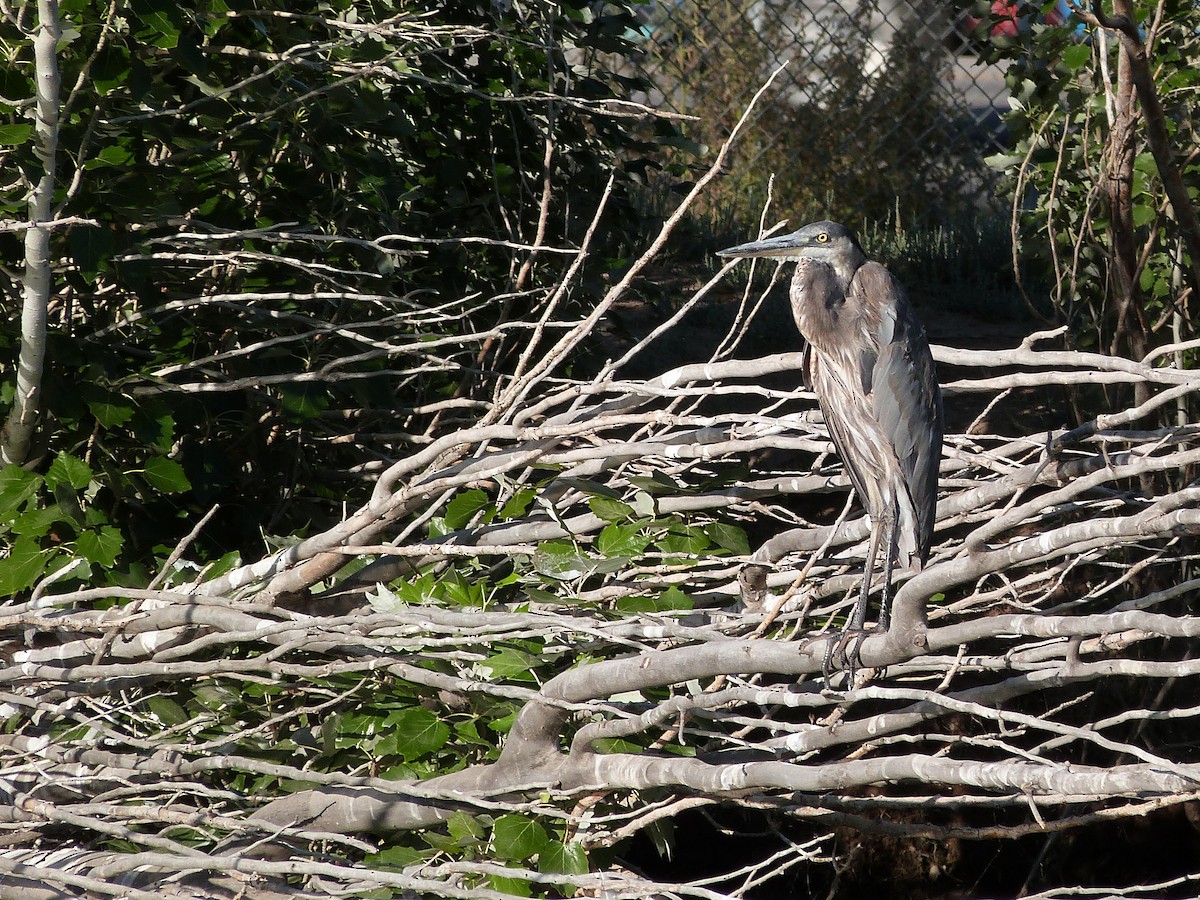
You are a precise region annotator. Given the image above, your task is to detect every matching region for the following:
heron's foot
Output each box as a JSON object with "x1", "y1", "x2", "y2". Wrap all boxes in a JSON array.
[{"x1": 821, "y1": 625, "x2": 883, "y2": 689}]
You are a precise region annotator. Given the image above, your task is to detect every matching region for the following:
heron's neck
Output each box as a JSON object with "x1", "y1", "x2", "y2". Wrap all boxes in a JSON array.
[{"x1": 829, "y1": 254, "x2": 865, "y2": 291}]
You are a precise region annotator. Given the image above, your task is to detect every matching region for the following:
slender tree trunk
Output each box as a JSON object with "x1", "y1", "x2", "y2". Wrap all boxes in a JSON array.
[
  {"x1": 1, "y1": 0, "x2": 61, "y2": 466},
  {"x1": 1102, "y1": 43, "x2": 1149, "y2": 368}
]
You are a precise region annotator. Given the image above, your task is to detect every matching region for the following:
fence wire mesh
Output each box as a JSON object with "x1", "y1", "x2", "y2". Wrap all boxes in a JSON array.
[{"x1": 624, "y1": 0, "x2": 1026, "y2": 224}]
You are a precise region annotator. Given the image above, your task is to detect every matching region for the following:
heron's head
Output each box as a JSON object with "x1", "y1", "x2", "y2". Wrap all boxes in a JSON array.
[{"x1": 717, "y1": 221, "x2": 866, "y2": 277}]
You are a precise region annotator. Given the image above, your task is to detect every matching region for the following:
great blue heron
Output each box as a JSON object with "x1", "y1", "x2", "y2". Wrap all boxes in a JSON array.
[{"x1": 719, "y1": 221, "x2": 942, "y2": 666}]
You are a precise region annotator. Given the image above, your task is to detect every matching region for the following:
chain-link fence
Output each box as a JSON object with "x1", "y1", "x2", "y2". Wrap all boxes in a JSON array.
[{"x1": 624, "y1": 0, "x2": 1033, "y2": 224}]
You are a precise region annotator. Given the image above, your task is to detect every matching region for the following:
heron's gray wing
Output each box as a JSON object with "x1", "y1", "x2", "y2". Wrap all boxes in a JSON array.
[
  {"x1": 852, "y1": 263, "x2": 943, "y2": 562},
  {"x1": 795, "y1": 261, "x2": 889, "y2": 515}
]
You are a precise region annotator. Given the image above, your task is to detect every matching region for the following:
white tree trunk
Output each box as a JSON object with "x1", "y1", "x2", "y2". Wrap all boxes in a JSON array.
[{"x1": 1, "y1": 0, "x2": 61, "y2": 466}]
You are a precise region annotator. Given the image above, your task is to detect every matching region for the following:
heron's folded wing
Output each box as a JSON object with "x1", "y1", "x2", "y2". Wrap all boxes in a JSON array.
[{"x1": 854, "y1": 264, "x2": 944, "y2": 562}]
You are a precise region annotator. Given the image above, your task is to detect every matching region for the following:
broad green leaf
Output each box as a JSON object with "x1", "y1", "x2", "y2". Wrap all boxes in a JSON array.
[
  {"x1": 487, "y1": 875, "x2": 532, "y2": 897},
  {"x1": 83, "y1": 387, "x2": 134, "y2": 429},
  {"x1": 0, "y1": 124, "x2": 32, "y2": 146},
  {"x1": 591, "y1": 737, "x2": 642, "y2": 754},
  {"x1": 444, "y1": 488, "x2": 490, "y2": 530},
  {"x1": 541, "y1": 840, "x2": 588, "y2": 873},
  {"x1": 626, "y1": 471, "x2": 678, "y2": 494},
  {"x1": 630, "y1": 491, "x2": 656, "y2": 517},
  {"x1": 83, "y1": 145, "x2": 134, "y2": 169},
  {"x1": 143, "y1": 457, "x2": 191, "y2": 494},
  {"x1": 0, "y1": 535, "x2": 48, "y2": 595},
  {"x1": 45, "y1": 452, "x2": 92, "y2": 491},
  {"x1": 588, "y1": 497, "x2": 634, "y2": 523},
  {"x1": 0, "y1": 466, "x2": 42, "y2": 519},
  {"x1": 498, "y1": 488, "x2": 534, "y2": 520},
  {"x1": 199, "y1": 551, "x2": 241, "y2": 582},
  {"x1": 532, "y1": 541, "x2": 596, "y2": 581},
  {"x1": 656, "y1": 528, "x2": 710, "y2": 555},
  {"x1": 447, "y1": 811, "x2": 485, "y2": 846},
  {"x1": 423, "y1": 831, "x2": 466, "y2": 853},
  {"x1": 540, "y1": 839, "x2": 588, "y2": 892},
  {"x1": 147, "y1": 695, "x2": 189, "y2": 726},
  {"x1": 132, "y1": 0, "x2": 181, "y2": 48},
  {"x1": 616, "y1": 595, "x2": 657, "y2": 614},
  {"x1": 596, "y1": 523, "x2": 648, "y2": 557},
  {"x1": 655, "y1": 586, "x2": 693, "y2": 611},
  {"x1": 193, "y1": 682, "x2": 239, "y2": 712},
  {"x1": 1131, "y1": 203, "x2": 1156, "y2": 227},
  {"x1": 367, "y1": 584, "x2": 406, "y2": 614},
  {"x1": 1061, "y1": 43, "x2": 1090, "y2": 71},
  {"x1": 76, "y1": 525, "x2": 123, "y2": 568},
  {"x1": 387, "y1": 707, "x2": 449, "y2": 760},
  {"x1": 492, "y1": 814, "x2": 549, "y2": 861},
  {"x1": 365, "y1": 844, "x2": 428, "y2": 871},
  {"x1": 705, "y1": 522, "x2": 750, "y2": 555},
  {"x1": 479, "y1": 647, "x2": 540, "y2": 679},
  {"x1": 11, "y1": 503, "x2": 67, "y2": 538},
  {"x1": 487, "y1": 708, "x2": 519, "y2": 734},
  {"x1": 279, "y1": 384, "x2": 328, "y2": 422}
]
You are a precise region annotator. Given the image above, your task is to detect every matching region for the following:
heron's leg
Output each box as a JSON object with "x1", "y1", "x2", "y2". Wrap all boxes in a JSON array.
[
  {"x1": 837, "y1": 503, "x2": 904, "y2": 678},
  {"x1": 829, "y1": 514, "x2": 884, "y2": 681},
  {"x1": 849, "y1": 516, "x2": 882, "y2": 632},
  {"x1": 878, "y1": 503, "x2": 900, "y2": 632}
]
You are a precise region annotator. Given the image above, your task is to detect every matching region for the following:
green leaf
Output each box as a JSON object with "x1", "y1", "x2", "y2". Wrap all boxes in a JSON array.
[
  {"x1": 705, "y1": 522, "x2": 750, "y2": 555},
  {"x1": 615, "y1": 595, "x2": 657, "y2": 614},
  {"x1": 143, "y1": 457, "x2": 191, "y2": 494},
  {"x1": 540, "y1": 839, "x2": 588, "y2": 892},
  {"x1": 444, "y1": 488, "x2": 490, "y2": 530},
  {"x1": 83, "y1": 145, "x2": 134, "y2": 169},
  {"x1": 1061, "y1": 43, "x2": 1091, "y2": 71},
  {"x1": 0, "y1": 124, "x2": 32, "y2": 146},
  {"x1": 147, "y1": 695, "x2": 190, "y2": 726},
  {"x1": 591, "y1": 737, "x2": 642, "y2": 754},
  {"x1": 365, "y1": 844, "x2": 428, "y2": 871},
  {"x1": 279, "y1": 384, "x2": 328, "y2": 423},
  {"x1": 193, "y1": 682, "x2": 239, "y2": 712},
  {"x1": 656, "y1": 528, "x2": 710, "y2": 555},
  {"x1": 498, "y1": 488, "x2": 534, "y2": 520},
  {"x1": 0, "y1": 466, "x2": 42, "y2": 520},
  {"x1": 596, "y1": 523, "x2": 648, "y2": 557},
  {"x1": 1131, "y1": 203, "x2": 1156, "y2": 228},
  {"x1": 388, "y1": 707, "x2": 450, "y2": 760},
  {"x1": 479, "y1": 647, "x2": 540, "y2": 679},
  {"x1": 655, "y1": 586, "x2": 693, "y2": 611},
  {"x1": 532, "y1": 541, "x2": 596, "y2": 581},
  {"x1": 76, "y1": 526, "x2": 123, "y2": 568},
  {"x1": 447, "y1": 811, "x2": 485, "y2": 846},
  {"x1": 487, "y1": 875, "x2": 533, "y2": 897},
  {"x1": 626, "y1": 471, "x2": 678, "y2": 494},
  {"x1": 0, "y1": 535, "x2": 48, "y2": 595},
  {"x1": 630, "y1": 491, "x2": 656, "y2": 517},
  {"x1": 83, "y1": 387, "x2": 134, "y2": 429},
  {"x1": 132, "y1": 0, "x2": 181, "y2": 48},
  {"x1": 11, "y1": 503, "x2": 67, "y2": 538},
  {"x1": 45, "y1": 453, "x2": 92, "y2": 491},
  {"x1": 588, "y1": 497, "x2": 634, "y2": 523},
  {"x1": 492, "y1": 814, "x2": 549, "y2": 861}
]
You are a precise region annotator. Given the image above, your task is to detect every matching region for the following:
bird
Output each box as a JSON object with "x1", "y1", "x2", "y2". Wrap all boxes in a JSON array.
[{"x1": 718, "y1": 221, "x2": 942, "y2": 670}]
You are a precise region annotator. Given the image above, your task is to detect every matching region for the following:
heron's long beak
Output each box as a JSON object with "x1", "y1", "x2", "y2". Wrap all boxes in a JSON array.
[{"x1": 716, "y1": 233, "x2": 807, "y2": 259}]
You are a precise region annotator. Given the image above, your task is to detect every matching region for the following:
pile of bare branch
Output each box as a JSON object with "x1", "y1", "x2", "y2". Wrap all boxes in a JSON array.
[{"x1": 3, "y1": 234, "x2": 1200, "y2": 896}]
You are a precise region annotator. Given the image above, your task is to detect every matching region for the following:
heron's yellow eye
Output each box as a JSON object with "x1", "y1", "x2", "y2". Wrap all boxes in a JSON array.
[{"x1": 816, "y1": 232, "x2": 829, "y2": 243}]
